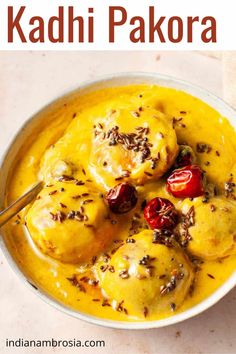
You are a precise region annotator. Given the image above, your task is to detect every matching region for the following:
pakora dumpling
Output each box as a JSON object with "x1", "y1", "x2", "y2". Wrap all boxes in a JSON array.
[
  {"x1": 90, "y1": 105, "x2": 179, "y2": 188},
  {"x1": 95, "y1": 230, "x2": 194, "y2": 318},
  {"x1": 26, "y1": 182, "x2": 116, "y2": 264},
  {"x1": 39, "y1": 98, "x2": 178, "y2": 189},
  {"x1": 179, "y1": 197, "x2": 236, "y2": 260}
]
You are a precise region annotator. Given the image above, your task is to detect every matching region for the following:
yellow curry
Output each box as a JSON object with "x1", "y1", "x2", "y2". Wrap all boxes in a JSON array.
[{"x1": 4, "y1": 85, "x2": 236, "y2": 321}]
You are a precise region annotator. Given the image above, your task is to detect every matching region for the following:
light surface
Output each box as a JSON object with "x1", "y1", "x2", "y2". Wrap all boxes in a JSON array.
[{"x1": 0, "y1": 51, "x2": 235, "y2": 354}]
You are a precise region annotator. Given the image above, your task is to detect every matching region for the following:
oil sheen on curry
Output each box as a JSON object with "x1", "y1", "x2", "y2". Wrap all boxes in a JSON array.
[{"x1": 4, "y1": 85, "x2": 236, "y2": 321}]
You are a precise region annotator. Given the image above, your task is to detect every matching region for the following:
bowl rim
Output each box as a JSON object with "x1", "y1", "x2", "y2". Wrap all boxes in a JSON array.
[{"x1": 1, "y1": 71, "x2": 236, "y2": 330}]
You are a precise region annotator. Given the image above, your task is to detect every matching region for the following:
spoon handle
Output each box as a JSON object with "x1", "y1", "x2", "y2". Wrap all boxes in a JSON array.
[{"x1": 0, "y1": 182, "x2": 43, "y2": 227}]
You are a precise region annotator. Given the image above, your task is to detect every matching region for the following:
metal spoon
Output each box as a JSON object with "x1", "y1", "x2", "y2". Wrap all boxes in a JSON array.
[{"x1": 0, "y1": 182, "x2": 43, "y2": 227}]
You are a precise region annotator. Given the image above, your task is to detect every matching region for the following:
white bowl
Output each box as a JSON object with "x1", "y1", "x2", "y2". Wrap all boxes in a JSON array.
[{"x1": 1, "y1": 73, "x2": 236, "y2": 330}]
